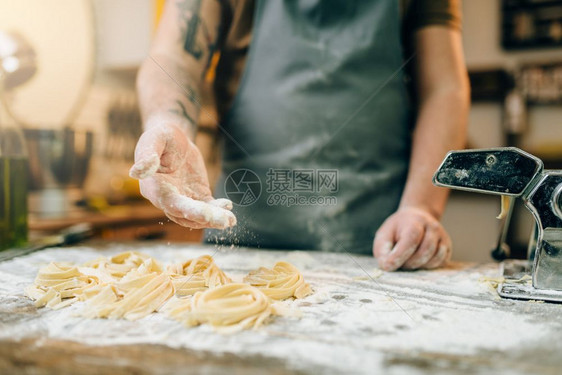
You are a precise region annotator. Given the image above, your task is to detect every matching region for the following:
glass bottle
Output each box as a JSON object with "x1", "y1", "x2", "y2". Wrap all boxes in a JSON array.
[
  {"x1": 0, "y1": 110, "x2": 28, "y2": 250},
  {"x1": 0, "y1": 30, "x2": 35, "y2": 249}
]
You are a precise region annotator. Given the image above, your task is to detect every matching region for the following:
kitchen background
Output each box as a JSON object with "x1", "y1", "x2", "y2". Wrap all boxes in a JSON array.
[{"x1": 2, "y1": 0, "x2": 562, "y2": 262}]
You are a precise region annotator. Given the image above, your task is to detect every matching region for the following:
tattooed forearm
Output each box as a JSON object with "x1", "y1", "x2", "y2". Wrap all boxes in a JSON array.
[
  {"x1": 176, "y1": 0, "x2": 223, "y2": 73},
  {"x1": 169, "y1": 99, "x2": 196, "y2": 126},
  {"x1": 183, "y1": 84, "x2": 200, "y2": 106},
  {"x1": 176, "y1": 0, "x2": 203, "y2": 59},
  {"x1": 137, "y1": 0, "x2": 226, "y2": 138}
]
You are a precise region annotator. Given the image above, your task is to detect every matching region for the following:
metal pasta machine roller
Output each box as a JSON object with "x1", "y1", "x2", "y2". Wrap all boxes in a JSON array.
[{"x1": 433, "y1": 147, "x2": 562, "y2": 302}]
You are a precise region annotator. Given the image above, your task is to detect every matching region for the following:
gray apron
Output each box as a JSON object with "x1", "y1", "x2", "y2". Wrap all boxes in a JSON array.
[{"x1": 206, "y1": 0, "x2": 412, "y2": 254}]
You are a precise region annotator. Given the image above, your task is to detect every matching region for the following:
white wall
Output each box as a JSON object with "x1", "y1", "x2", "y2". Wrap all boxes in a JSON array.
[
  {"x1": 94, "y1": 0, "x2": 152, "y2": 70},
  {"x1": 0, "y1": 0, "x2": 95, "y2": 128}
]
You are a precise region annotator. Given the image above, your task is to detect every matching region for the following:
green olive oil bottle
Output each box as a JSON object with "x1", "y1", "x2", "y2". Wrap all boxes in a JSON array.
[{"x1": 0, "y1": 120, "x2": 28, "y2": 250}]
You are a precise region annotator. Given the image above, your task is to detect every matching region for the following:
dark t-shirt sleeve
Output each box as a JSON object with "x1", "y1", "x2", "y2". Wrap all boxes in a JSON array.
[{"x1": 403, "y1": 0, "x2": 462, "y2": 32}]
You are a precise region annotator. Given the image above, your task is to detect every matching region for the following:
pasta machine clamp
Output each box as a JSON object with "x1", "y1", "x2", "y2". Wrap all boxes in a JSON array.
[{"x1": 433, "y1": 147, "x2": 562, "y2": 302}]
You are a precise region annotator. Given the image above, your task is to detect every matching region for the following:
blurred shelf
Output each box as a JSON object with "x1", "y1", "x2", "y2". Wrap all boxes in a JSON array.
[
  {"x1": 29, "y1": 202, "x2": 202, "y2": 242},
  {"x1": 527, "y1": 144, "x2": 562, "y2": 168}
]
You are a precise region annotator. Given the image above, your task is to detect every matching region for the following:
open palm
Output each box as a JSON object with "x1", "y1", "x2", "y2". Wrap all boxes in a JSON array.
[{"x1": 130, "y1": 123, "x2": 236, "y2": 229}]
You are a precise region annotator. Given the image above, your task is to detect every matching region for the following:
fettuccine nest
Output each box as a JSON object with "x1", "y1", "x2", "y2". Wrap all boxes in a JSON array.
[{"x1": 25, "y1": 252, "x2": 312, "y2": 333}]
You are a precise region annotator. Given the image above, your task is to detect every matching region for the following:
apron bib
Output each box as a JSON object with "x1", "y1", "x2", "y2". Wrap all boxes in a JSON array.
[{"x1": 206, "y1": 0, "x2": 412, "y2": 254}]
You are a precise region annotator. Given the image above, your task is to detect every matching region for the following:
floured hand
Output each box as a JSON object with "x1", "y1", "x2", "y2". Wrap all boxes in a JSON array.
[
  {"x1": 130, "y1": 122, "x2": 236, "y2": 229},
  {"x1": 373, "y1": 207, "x2": 451, "y2": 271}
]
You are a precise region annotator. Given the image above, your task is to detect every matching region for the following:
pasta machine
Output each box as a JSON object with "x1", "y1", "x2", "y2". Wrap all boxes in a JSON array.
[{"x1": 433, "y1": 147, "x2": 562, "y2": 302}]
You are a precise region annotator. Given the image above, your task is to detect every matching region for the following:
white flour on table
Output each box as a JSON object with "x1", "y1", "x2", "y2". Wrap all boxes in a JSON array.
[{"x1": 0, "y1": 243, "x2": 557, "y2": 374}]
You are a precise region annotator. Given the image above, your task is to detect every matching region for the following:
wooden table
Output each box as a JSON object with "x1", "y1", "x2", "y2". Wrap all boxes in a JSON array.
[{"x1": 1, "y1": 242, "x2": 561, "y2": 374}]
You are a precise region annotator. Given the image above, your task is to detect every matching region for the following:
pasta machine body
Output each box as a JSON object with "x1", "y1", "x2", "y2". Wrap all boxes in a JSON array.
[{"x1": 433, "y1": 147, "x2": 562, "y2": 302}]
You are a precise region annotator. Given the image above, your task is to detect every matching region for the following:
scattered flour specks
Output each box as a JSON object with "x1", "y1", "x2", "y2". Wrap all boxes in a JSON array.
[{"x1": 0, "y1": 243, "x2": 559, "y2": 374}]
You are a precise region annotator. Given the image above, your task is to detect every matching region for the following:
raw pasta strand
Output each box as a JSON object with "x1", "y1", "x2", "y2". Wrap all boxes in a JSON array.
[
  {"x1": 168, "y1": 255, "x2": 231, "y2": 296},
  {"x1": 173, "y1": 284, "x2": 274, "y2": 333},
  {"x1": 244, "y1": 261, "x2": 313, "y2": 300},
  {"x1": 25, "y1": 252, "x2": 312, "y2": 332}
]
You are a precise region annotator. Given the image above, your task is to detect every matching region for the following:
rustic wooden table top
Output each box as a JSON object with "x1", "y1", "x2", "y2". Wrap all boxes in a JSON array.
[{"x1": 1, "y1": 241, "x2": 561, "y2": 374}]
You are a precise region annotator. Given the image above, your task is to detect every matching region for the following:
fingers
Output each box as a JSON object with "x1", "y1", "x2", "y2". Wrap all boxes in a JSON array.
[
  {"x1": 207, "y1": 198, "x2": 233, "y2": 211},
  {"x1": 139, "y1": 179, "x2": 237, "y2": 230},
  {"x1": 423, "y1": 242, "x2": 452, "y2": 269},
  {"x1": 373, "y1": 207, "x2": 454, "y2": 271},
  {"x1": 164, "y1": 213, "x2": 208, "y2": 229},
  {"x1": 130, "y1": 153, "x2": 160, "y2": 179},
  {"x1": 373, "y1": 224, "x2": 395, "y2": 260},
  {"x1": 129, "y1": 129, "x2": 166, "y2": 179},
  {"x1": 158, "y1": 184, "x2": 236, "y2": 229},
  {"x1": 401, "y1": 225, "x2": 439, "y2": 270},
  {"x1": 168, "y1": 195, "x2": 237, "y2": 229},
  {"x1": 379, "y1": 223, "x2": 424, "y2": 271}
]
